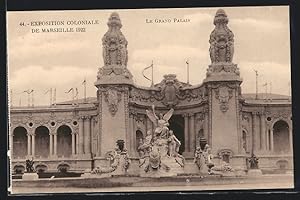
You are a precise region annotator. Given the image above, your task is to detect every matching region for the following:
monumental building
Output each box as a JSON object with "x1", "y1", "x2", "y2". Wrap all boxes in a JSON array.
[{"x1": 10, "y1": 10, "x2": 293, "y2": 174}]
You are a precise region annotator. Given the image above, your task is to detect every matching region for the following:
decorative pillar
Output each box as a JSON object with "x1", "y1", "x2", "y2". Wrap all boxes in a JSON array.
[
  {"x1": 27, "y1": 133, "x2": 31, "y2": 156},
  {"x1": 76, "y1": 132, "x2": 79, "y2": 155},
  {"x1": 128, "y1": 113, "x2": 133, "y2": 155},
  {"x1": 10, "y1": 133, "x2": 13, "y2": 158},
  {"x1": 53, "y1": 133, "x2": 57, "y2": 156},
  {"x1": 78, "y1": 117, "x2": 84, "y2": 154},
  {"x1": 203, "y1": 112, "x2": 209, "y2": 145},
  {"x1": 189, "y1": 113, "x2": 195, "y2": 152},
  {"x1": 31, "y1": 133, "x2": 35, "y2": 157},
  {"x1": 72, "y1": 132, "x2": 76, "y2": 155},
  {"x1": 270, "y1": 128, "x2": 274, "y2": 152},
  {"x1": 252, "y1": 112, "x2": 259, "y2": 153},
  {"x1": 289, "y1": 127, "x2": 293, "y2": 153},
  {"x1": 84, "y1": 116, "x2": 91, "y2": 155},
  {"x1": 260, "y1": 114, "x2": 266, "y2": 151},
  {"x1": 266, "y1": 129, "x2": 270, "y2": 151},
  {"x1": 183, "y1": 114, "x2": 189, "y2": 153},
  {"x1": 49, "y1": 133, "x2": 53, "y2": 156}
]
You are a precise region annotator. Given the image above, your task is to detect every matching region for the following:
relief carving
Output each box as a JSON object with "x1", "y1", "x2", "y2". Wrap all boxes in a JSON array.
[
  {"x1": 214, "y1": 86, "x2": 233, "y2": 112},
  {"x1": 103, "y1": 87, "x2": 122, "y2": 116}
]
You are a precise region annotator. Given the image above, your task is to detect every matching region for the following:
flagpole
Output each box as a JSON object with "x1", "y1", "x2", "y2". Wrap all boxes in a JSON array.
[
  {"x1": 269, "y1": 82, "x2": 272, "y2": 101},
  {"x1": 53, "y1": 88, "x2": 56, "y2": 106},
  {"x1": 31, "y1": 90, "x2": 34, "y2": 107},
  {"x1": 254, "y1": 70, "x2": 258, "y2": 99},
  {"x1": 72, "y1": 88, "x2": 74, "y2": 106},
  {"x1": 187, "y1": 59, "x2": 189, "y2": 84},
  {"x1": 50, "y1": 88, "x2": 53, "y2": 106},
  {"x1": 84, "y1": 78, "x2": 87, "y2": 103},
  {"x1": 151, "y1": 61, "x2": 154, "y2": 87},
  {"x1": 27, "y1": 90, "x2": 30, "y2": 107}
]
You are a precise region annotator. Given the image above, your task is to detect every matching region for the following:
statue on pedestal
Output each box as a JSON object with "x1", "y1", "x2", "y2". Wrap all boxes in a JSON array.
[
  {"x1": 139, "y1": 105, "x2": 184, "y2": 175},
  {"x1": 194, "y1": 147, "x2": 205, "y2": 171},
  {"x1": 248, "y1": 153, "x2": 259, "y2": 169},
  {"x1": 25, "y1": 158, "x2": 35, "y2": 173},
  {"x1": 92, "y1": 140, "x2": 130, "y2": 175}
]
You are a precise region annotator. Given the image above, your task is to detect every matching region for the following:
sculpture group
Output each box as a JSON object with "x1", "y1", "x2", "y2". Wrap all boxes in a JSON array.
[{"x1": 137, "y1": 105, "x2": 185, "y2": 175}]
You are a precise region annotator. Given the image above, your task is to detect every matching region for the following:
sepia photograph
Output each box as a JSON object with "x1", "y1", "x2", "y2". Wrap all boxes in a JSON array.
[{"x1": 7, "y1": 6, "x2": 293, "y2": 194}]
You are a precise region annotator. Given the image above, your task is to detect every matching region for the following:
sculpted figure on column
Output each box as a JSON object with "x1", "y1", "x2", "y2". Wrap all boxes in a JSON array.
[
  {"x1": 209, "y1": 9, "x2": 234, "y2": 64},
  {"x1": 102, "y1": 12, "x2": 128, "y2": 67}
]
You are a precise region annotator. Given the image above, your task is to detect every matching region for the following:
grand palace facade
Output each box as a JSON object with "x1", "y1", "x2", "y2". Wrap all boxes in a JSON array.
[{"x1": 10, "y1": 10, "x2": 293, "y2": 174}]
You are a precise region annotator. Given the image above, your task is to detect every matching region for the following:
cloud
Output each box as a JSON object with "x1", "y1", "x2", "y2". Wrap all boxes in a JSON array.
[{"x1": 231, "y1": 18, "x2": 285, "y2": 31}]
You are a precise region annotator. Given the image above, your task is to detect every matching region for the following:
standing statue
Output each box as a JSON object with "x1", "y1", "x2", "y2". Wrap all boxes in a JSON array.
[
  {"x1": 25, "y1": 158, "x2": 35, "y2": 173},
  {"x1": 209, "y1": 9, "x2": 234, "y2": 64},
  {"x1": 168, "y1": 130, "x2": 181, "y2": 157},
  {"x1": 194, "y1": 147, "x2": 205, "y2": 171},
  {"x1": 248, "y1": 153, "x2": 259, "y2": 169},
  {"x1": 146, "y1": 105, "x2": 174, "y2": 138}
]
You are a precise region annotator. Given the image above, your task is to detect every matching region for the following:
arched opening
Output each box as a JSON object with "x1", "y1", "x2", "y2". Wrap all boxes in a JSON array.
[
  {"x1": 35, "y1": 126, "x2": 50, "y2": 158},
  {"x1": 169, "y1": 115, "x2": 184, "y2": 154},
  {"x1": 35, "y1": 164, "x2": 48, "y2": 173},
  {"x1": 242, "y1": 130, "x2": 247, "y2": 152},
  {"x1": 136, "y1": 130, "x2": 143, "y2": 152},
  {"x1": 273, "y1": 120, "x2": 290, "y2": 154},
  {"x1": 13, "y1": 127, "x2": 28, "y2": 158},
  {"x1": 57, "y1": 125, "x2": 72, "y2": 157}
]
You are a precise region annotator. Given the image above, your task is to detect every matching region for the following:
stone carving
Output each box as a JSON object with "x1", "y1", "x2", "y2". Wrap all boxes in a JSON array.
[
  {"x1": 129, "y1": 74, "x2": 205, "y2": 107},
  {"x1": 138, "y1": 105, "x2": 184, "y2": 176},
  {"x1": 96, "y1": 12, "x2": 133, "y2": 82},
  {"x1": 92, "y1": 140, "x2": 131, "y2": 175},
  {"x1": 102, "y1": 12, "x2": 128, "y2": 67},
  {"x1": 146, "y1": 105, "x2": 174, "y2": 138},
  {"x1": 209, "y1": 9, "x2": 234, "y2": 64},
  {"x1": 206, "y1": 9, "x2": 240, "y2": 77},
  {"x1": 103, "y1": 87, "x2": 122, "y2": 116},
  {"x1": 215, "y1": 86, "x2": 233, "y2": 112}
]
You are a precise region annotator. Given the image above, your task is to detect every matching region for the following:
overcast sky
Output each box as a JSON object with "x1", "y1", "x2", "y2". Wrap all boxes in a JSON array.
[{"x1": 7, "y1": 6, "x2": 290, "y2": 106}]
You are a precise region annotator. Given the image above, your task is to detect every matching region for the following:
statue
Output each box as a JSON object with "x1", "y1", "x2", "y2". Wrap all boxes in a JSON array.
[
  {"x1": 146, "y1": 105, "x2": 174, "y2": 138},
  {"x1": 92, "y1": 140, "x2": 130, "y2": 175},
  {"x1": 203, "y1": 144, "x2": 215, "y2": 174},
  {"x1": 248, "y1": 153, "x2": 259, "y2": 169},
  {"x1": 209, "y1": 9, "x2": 234, "y2": 64},
  {"x1": 25, "y1": 158, "x2": 35, "y2": 173},
  {"x1": 139, "y1": 105, "x2": 185, "y2": 176},
  {"x1": 102, "y1": 12, "x2": 128, "y2": 67},
  {"x1": 194, "y1": 147, "x2": 205, "y2": 171}
]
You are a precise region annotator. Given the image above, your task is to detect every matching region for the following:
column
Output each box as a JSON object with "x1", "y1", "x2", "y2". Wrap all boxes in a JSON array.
[
  {"x1": 84, "y1": 116, "x2": 91, "y2": 154},
  {"x1": 78, "y1": 117, "x2": 84, "y2": 154},
  {"x1": 31, "y1": 133, "x2": 35, "y2": 157},
  {"x1": 76, "y1": 133, "x2": 79, "y2": 155},
  {"x1": 183, "y1": 114, "x2": 189, "y2": 153},
  {"x1": 128, "y1": 114, "x2": 133, "y2": 155},
  {"x1": 10, "y1": 133, "x2": 13, "y2": 158},
  {"x1": 72, "y1": 132, "x2": 76, "y2": 155},
  {"x1": 203, "y1": 112, "x2": 208, "y2": 144},
  {"x1": 49, "y1": 133, "x2": 53, "y2": 156},
  {"x1": 260, "y1": 114, "x2": 266, "y2": 151},
  {"x1": 270, "y1": 128, "x2": 274, "y2": 152},
  {"x1": 53, "y1": 133, "x2": 57, "y2": 156},
  {"x1": 189, "y1": 113, "x2": 195, "y2": 152},
  {"x1": 252, "y1": 113, "x2": 258, "y2": 153},
  {"x1": 266, "y1": 129, "x2": 270, "y2": 151},
  {"x1": 27, "y1": 133, "x2": 31, "y2": 156},
  {"x1": 289, "y1": 127, "x2": 293, "y2": 153}
]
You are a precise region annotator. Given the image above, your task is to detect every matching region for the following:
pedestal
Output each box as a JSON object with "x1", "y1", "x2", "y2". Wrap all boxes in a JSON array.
[
  {"x1": 247, "y1": 169, "x2": 263, "y2": 176},
  {"x1": 22, "y1": 172, "x2": 39, "y2": 180}
]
